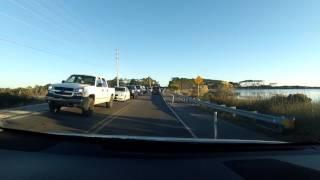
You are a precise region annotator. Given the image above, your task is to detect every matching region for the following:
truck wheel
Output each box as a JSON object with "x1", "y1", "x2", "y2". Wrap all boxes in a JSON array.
[
  {"x1": 82, "y1": 97, "x2": 94, "y2": 117},
  {"x1": 106, "y1": 96, "x2": 114, "y2": 108},
  {"x1": 55, "y1": 106, "x2": 61, "y2": 112},
  {"x1": 49, "y1": 102, "x2": 60, "y2": 113}
]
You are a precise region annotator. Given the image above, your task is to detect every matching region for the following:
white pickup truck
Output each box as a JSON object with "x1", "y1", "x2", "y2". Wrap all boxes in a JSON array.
[{"x1": 45, "y1": 74, "x2": 115, "y2": 116}]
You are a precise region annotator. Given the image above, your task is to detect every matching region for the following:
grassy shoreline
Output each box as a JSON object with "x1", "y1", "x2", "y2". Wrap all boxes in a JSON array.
[
  {"x1": 200, "y1": 93, "x2": 320, "y2": 142},
  {"x1": 0, "y1": 94, "x2": 45, "y2": 109},
  {"x1": 0, "y1": 86, "x2": 48, "y2": 109}
]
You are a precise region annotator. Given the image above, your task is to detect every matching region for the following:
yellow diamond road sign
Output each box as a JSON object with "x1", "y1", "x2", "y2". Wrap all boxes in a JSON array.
[{"x1": 194, "y1": 76, "x2": 203, "y2": 85}]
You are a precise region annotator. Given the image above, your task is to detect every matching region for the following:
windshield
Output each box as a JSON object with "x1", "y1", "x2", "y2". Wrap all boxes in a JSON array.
[
  {"x1": 66, "y1": 75, "x2": 95, "y2": 86},
  {"x1": 115, "y1": 87, "x2": 125, "y2": 92},
  {"x1": 1, "y1": 0, "x2": 320, "y2": 144},
  {"x1": 127, "y1": 86, "x2": 135, "y2": 90}
]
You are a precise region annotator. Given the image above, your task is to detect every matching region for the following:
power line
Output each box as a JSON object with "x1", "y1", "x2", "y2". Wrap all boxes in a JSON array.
[
  {"x1": 9, "y1": 0, "x2": 80, "y2": 44},
  {"x1": 0, "y1": 11, "x2": 74, "y2": 46},
  {"x1": 0, "y1": 37, "x2": 66, "y2": 59},
  {"x1": 0, "y1": 37, "x2": 101, "y2": 67},
  {"x1": 24, "y1": 0, "x2": 100, "y2": 56}
]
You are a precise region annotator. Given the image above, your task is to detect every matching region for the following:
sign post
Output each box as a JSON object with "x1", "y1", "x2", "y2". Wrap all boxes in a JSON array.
[{"x1": 194, "y1": 76, "x2": 204, "y2": 98}]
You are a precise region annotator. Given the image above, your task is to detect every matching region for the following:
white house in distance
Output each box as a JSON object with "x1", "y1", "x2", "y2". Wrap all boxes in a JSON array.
[{"x1": 239, "y1": 80, "x2": 277, "y2": 87}]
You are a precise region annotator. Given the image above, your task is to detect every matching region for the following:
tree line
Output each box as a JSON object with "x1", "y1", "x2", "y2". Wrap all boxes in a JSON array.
[{"x1": 107, "y1": 77, "x2": 159, "y2": 87}]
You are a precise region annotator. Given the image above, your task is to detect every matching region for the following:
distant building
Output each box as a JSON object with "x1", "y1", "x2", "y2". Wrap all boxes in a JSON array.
[
  {"x1": 239, "y1": 80, "x2": 265, "y2": 87},
  {"x1": 269, "y1": 83, "x2": 277, "y2": 87}
]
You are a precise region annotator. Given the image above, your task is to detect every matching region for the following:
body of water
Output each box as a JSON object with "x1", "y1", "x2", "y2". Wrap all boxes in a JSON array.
[{"x1": 235, "y1": 89, "x2": 320, "y2": 102}]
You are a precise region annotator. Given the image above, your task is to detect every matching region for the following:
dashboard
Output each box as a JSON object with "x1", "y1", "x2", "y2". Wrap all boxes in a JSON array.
[{"x1": 0, "y1": 128, "x2": 320, "y2": 180}]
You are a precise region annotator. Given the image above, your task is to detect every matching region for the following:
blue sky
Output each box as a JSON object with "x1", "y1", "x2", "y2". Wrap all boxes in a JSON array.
[{"x1": 0, "y1": 0, "x2": 320, "y2": 87}]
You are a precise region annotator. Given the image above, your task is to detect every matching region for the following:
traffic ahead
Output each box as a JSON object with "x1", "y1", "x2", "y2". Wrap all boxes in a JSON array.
[{"x1": 46, "y1": 74, "x2": 115, "y2": 116}]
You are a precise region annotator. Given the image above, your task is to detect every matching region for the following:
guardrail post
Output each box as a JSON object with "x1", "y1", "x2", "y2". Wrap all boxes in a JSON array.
[
  {"x1": 230, "y1": 106, "x2": 236, "y2": 117},
  {"x1": 213, "y1": 111, "x2": 218, "y2": 139}
]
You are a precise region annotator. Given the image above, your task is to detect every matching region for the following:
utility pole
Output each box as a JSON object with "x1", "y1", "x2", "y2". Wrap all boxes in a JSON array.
[
  {"x1": 115, "y1": 48, "x2": 119, "y2": 87},
  {"x1": 148, "y1": 77, "x2": 151, "y2": 88}
]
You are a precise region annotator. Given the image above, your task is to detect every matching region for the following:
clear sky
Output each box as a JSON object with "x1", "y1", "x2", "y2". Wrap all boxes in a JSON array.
[{"x1": 0, "y1": 0, "x2": 320, "y2": 88}]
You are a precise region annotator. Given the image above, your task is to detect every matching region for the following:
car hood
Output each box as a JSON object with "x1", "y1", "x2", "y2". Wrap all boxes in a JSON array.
[
  {"x1": 52, "y1": 83, "x2": 90, "y2": 89},
  {"x1": 48, "y1": 132, "x2": 286, "y2": 144}
]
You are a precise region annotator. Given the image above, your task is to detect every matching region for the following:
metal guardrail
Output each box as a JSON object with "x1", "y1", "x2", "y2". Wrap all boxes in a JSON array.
[{"x1": 165, "y1": 91, "x2": 295, "y2": 134}]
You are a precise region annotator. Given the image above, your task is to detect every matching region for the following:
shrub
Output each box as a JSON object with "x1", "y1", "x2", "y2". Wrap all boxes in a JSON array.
[
  {"x1": 287, "y1": 94, "x2": 312, "y2": 104},
  {"x1": 203, "y1": 92, "x2": 320, "y2": 141},
  {"x1": 212, "y1": 81, "x2": 234, "y2": 98},
  {"x1": 0, "y1": 85, "x2": 48, "y2": 108}
]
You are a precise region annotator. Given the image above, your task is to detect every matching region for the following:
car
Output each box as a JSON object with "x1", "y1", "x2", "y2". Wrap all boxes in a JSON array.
[
  {"x1": 147, "y1": 87, "x2": 153, "y2": 94},
  {"x1": 115, "y1": 86, "x2": 130, "y2": 102},
  {"x1": 127, "y1": 85, "x2": 138, "y2": 99},
  {"x1": 141, "y1": 86, "x2": 148, "y2": 94},
  {"x1": 152, "y1": 86, "x2": 160, "y2": 95},
  {"x1": 45, "y1": 74, "x2": 115, "y2": 116},
  {"x1": 136, "y1": 85, "x2": 142, "y2": 95}
]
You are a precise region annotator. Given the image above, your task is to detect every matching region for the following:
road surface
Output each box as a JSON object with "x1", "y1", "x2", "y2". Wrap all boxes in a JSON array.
[
  {"x1": 0, "y1": 94, "x2": 273, "y2": 140},
  {"x1": 0, "y1": 95, "x2": 192, "y2": 138}
]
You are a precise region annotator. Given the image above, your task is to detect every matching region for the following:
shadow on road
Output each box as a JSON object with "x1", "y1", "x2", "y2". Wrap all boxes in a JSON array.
[
  {"x1": 2, "y1": 96, "x2": 194, "y2": 138},
  {"x1": 88, "y1": 114, "x2": 192, "y2": 138},
  {"x1": 150, "y1": 95, "x2": 175, "y2": 116}
]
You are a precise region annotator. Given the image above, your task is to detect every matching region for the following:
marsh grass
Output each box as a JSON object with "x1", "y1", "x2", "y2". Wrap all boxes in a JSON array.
[{"x1": 201, "y1": 93, "x2": 320, "y2": 142}]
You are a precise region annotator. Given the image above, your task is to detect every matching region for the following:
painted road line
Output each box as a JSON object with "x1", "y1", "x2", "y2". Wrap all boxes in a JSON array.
[
  {"x1": 0, "y1": 114, "x2": 10, "y2": 119},
  {"x1": 91, "y1": 104, "x2": 132, "y2": 134},
  {"x1": 161, "y1": 94, "x2": 198, "y2": 138},
  {"x1": 0, "y1": 110, "x2": 48, "y2": 121},
  {"x1": 0, "y1": 103, "x2": 47, "y2": 113},
  {"x1": 86, "y1": 102, "x2": 132, "y2": 133},
  {"x1": 0, "y1": 103, "x2": 48, "y2": 120},
  {"x1": 4, "y1": 112, "x2": 44, "y2": 120}
]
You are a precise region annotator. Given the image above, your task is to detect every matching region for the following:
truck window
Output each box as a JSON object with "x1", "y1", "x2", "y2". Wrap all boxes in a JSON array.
[
  {"x1": 96, "y1": 78, "x2": 102, "y2": 87},
  {"x1": 102, "y1": 78, "x2": 107, "y2": 87}
]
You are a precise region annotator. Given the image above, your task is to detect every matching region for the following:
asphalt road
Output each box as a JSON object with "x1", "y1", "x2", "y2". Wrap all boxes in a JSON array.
[
  {"x1": 1, "y1": 95, "x2": 193, "y2": 138},
  {"x1": 0, "y1": 94, "x2": 274, "y2": 141}
]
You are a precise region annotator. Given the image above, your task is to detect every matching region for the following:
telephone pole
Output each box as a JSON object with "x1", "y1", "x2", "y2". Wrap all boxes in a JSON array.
[{"x1": 115, "y1": 48, "x2": 119, "y2": 87}]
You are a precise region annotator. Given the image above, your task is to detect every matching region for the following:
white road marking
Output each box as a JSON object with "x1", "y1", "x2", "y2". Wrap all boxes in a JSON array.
[
  {"x1": 92, "y1": 104, "x2": 131, "y2": 133},
  {"x1": 0, "y1": 114, "x2": 10, "y2": 119},
  {"x1": 86, "y1": 102, "x2": 132, "y2": 133},
  {"x1": 161, "y1": 94, "x2": 198, "y2": 138},
  {"x1": 0, "y1": 103, "x2": 48, "y2": 120}
]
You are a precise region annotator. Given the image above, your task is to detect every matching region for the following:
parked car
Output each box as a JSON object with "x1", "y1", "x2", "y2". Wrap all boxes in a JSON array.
[
  {"x1": 127, "y1": 85, "x2": 138, "y2": 99},
  {"x1": 46, "y1": 74, "x2": 115, "y2": 116},
  {"x1": 147, "y1": 87, "x2": 153, "y2": 94},
  {"x1": 140, "y1": 86, "x2": 148, "y2": 95},
  {"x1": 115, "y1": 86, "x2": 130, "y2": 102},
  {"x1": 136, "y1": 85, "x2": 142, "y2": 95}
]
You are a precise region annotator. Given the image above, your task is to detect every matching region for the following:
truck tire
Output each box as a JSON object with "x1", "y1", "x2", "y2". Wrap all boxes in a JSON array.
[
  {"x1": 82, "y1": 97, "x2": 94, "y2": 117},
  {"x1": 106, "y1": 96, "x2": 114, "y2": 108},
  {"x1": 49, "y1": 102, "x2": 60, "y2": 113}
]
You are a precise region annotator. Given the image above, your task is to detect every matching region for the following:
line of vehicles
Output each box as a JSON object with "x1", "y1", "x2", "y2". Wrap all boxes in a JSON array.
[{"x1": 45, "y1": 74, "x2": 161, "y2": 116}]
